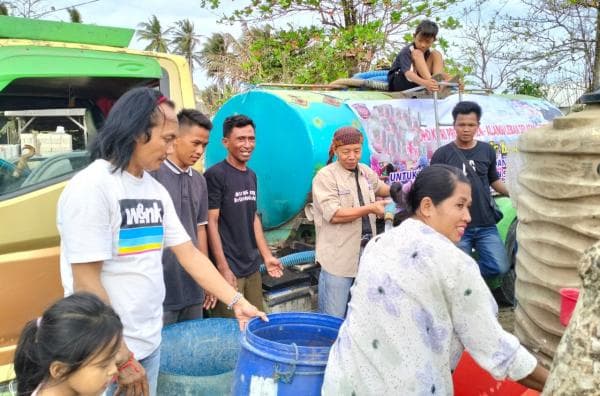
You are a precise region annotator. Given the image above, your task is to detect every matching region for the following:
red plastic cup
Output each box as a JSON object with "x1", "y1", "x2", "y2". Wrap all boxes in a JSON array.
[{"x1": 559, "y1": 288, "x2": 580, "y2": 326}]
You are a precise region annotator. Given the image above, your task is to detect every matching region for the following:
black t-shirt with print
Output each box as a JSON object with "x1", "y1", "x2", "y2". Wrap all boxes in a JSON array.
[
  {"x1": 430, "y1": 141, "x2": 499, "y2": 227},
  {"x1": 205, "y1": 160, "x2": 261, "y2": 277}
]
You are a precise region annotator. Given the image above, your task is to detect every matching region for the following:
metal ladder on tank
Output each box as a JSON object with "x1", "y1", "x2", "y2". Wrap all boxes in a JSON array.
[{"x1": 401, "y1": 81, "x2": 464, "y2": 149}]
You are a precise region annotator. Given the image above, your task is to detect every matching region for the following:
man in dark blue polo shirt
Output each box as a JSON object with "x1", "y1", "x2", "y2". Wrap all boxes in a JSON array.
[{"x1": 151, "y1": 109, "x2": 215, "y2": 325}]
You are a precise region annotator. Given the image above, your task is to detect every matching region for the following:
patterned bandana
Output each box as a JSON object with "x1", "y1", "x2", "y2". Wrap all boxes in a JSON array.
[{"x1": 328, "y1": 127, "x2": 364, "y2": 160}]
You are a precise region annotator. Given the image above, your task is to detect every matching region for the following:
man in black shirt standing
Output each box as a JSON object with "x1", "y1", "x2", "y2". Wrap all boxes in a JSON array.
[
  {"x1": 431, "y1": 101, "x2": 510, "y2": 296},
  {"x1": 205, "y1": 115, "x2": 283, "y2": 316}
]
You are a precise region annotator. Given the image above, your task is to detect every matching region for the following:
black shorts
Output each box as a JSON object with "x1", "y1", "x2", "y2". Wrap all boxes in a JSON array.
[{"x1": 388, "y1": 71, "x2": 418, "y2": 92}]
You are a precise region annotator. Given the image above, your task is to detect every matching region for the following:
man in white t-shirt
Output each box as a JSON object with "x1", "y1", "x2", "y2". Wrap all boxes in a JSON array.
[{"x1": 57, "y1": 87, "x2": 266, "y2": 396}]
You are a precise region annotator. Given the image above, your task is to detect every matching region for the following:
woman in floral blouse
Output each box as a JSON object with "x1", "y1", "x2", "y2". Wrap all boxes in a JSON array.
[{"x1": 322, "y1": 164, "x2": 548, "y2": 395}]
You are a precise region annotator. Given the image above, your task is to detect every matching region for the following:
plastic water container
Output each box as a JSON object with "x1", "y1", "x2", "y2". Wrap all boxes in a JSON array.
[
  {"x1": 559, "y1": 288, "x2": 580, "y2": 326},
  {"x1": 158, "y1": 318, "x2": 241, "y2": 395},
  {"x1": 232, "y1": 312, "x2": 342, "y2": 395},
  {"x1": 452, "y1": 352, "x2": 538, "y2": 395}
]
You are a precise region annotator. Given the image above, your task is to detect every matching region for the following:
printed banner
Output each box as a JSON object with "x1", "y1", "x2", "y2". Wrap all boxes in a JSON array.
[{"x1": 347, "y1": 94, "x2": 562, "y2": 184}]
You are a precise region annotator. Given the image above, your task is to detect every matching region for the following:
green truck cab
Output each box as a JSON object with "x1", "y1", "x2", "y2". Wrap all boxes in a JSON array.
[{"x1": 0, "y1": 15, "x2": 196, "y2": 380}]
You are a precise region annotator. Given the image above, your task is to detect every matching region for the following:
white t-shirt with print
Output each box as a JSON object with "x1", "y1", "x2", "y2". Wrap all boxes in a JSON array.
[{"x1": 58, "y1": 159, "x2": 190, "y2": 359}]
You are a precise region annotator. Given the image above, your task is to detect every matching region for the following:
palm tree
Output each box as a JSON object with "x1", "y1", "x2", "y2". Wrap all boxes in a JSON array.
[
  {"x1": 200, "y1": 33, "x2": 237, "y2": 89},
  {"x1": 199, "y1": 26, "x2": 273, "y2": 88},
  {"x1": 171, "y1": 19, "x2": 202, "y2": 73},
  {"x1": 137, "y1": 15, "x2": 170, "y2": 53},
  {"x1": 67, "y1": 7, "x2": 81, "y2": 23}
]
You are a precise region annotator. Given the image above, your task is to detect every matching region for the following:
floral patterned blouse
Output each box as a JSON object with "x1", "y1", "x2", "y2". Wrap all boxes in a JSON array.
[{"x1": 322, "y1": 218, "x2": 537, "y2": 395}]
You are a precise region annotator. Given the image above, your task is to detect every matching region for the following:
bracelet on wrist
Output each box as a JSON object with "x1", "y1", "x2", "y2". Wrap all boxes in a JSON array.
[
  {"x1": 118, "y1": 352, "x2": 135, "y2": 372},
  {"x1": 227, "y1": 292, "x2": 243, "y2": 310}
]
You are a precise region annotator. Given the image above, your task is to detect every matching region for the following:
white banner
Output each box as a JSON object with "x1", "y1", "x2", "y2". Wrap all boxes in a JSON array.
[{"x1": 347, "y1": 93, "x2": 562, "y2": 183}]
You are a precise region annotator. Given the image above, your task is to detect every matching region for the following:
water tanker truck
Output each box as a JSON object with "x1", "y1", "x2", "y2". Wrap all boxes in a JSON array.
[{"x1": 207, "y1": 87, "x2": 561, "y2": 257}]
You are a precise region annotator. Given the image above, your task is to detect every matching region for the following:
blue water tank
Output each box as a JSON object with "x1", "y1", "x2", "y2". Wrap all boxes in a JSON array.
[{"x1": 206, "y1": 89, "x2": 382, "y2": 229}]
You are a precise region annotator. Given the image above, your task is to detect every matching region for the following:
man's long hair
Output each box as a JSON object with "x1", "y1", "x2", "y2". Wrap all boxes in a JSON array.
[{"x1": 89, "y1": 87, "x2": 174, "y2": 172}]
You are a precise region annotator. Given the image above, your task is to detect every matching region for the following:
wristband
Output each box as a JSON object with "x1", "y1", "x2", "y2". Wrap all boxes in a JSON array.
[
  {"x1": 227, "y1": 292, "x2": 243, "y2": 310},
  {"x1": 118, "y1": 352, "x2": 136, "y2": 372}
]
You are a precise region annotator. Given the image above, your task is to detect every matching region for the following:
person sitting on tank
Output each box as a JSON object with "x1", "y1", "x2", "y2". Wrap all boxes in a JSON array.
[
  {"x1": 387, "y1": 19, "x2": 459, "y2": 93},
  {"x1": 322, "y1": 164, "x2": 548, "y2": 395}
]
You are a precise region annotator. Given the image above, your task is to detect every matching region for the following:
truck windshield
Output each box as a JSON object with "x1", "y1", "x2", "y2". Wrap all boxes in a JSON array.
[
  {"x1": 0, "y1": 75, "x2": 164, "y2": 200},
  {"x1": 0, "y1": 109, "x2": 92, "y2": 198}
]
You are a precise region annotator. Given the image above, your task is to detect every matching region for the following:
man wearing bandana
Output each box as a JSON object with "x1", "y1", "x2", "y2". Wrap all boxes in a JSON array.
[{"x1": 311, "y1": 127, "x2": 391, "y2": 318}]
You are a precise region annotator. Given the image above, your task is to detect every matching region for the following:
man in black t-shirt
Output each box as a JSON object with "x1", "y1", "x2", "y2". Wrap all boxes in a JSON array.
[
  {"x1": 205, "y1": 115, "x2": 283, "y2": 316},
  {"x1": 431, "y1": 101, "x2": 510, "y2": 292}
]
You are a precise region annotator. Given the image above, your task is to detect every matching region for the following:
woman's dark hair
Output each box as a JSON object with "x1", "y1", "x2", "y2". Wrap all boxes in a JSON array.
[
  {"x1": 452, "y1": 101, "x2": 482, "y2": 123},
  {"x1": 178, "y1": 109, "x2": 213, "y2": 132},
  {"x1": 223, "y1": 114, "x2": 255, "y2": 138},
  {"x1": 14, "y1": 293, "x2": 123, "y2": 396},
  {"x1": 403, "y1": 164, "x2": 470, "y2": 214},
  {"x1": 89, "y1": 87, "x2": 175, "y2": 172},
  {"x1": 415, "y1": 20, "x2": 438, "y2": 39}
]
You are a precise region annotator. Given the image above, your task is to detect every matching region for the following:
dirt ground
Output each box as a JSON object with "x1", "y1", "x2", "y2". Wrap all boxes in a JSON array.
[{"x1": 498, "y1": 307, "x2": 515, "y2": 334}]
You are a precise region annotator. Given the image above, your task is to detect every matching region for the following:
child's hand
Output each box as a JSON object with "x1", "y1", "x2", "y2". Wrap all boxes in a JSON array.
[
  {"x1": 115, "y1": 355, "x2": 149, "y2": 396},
  {"x1": 114, "y1": 345, "x2": 149, "y2": 396},
  {"x1": 424, "y1": 79, "x2": 439, "y2": 92}
]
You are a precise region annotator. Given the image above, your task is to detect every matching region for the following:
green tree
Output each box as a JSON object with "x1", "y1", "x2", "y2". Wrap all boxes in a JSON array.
[
  {"x1": 505, "y1": 77, "x2": 548, "y2": 98},
  {"x1": 200, "y1": 32, "x2": 246, "y2": 89},
  {"x1": 67, "y1": 7, "x2": 81, "y2": 23},
  {"x1": 136, "y1": 15, "x2": 171, "y2": 53},
  {"x1": 171, "y1": 19, "x2": 202, "y2": 73},
  {"x1": 200, "y1": 0, "x2": 462, "y2": 76},
  {"x1": 199, "y1": 24, "x2": 366, "y2": 87},
  {"x1": 200, "y1": 83, "x2": 238, "y2": 116},
  {"x1": 0, "y1": 3, "x2": 8, "y2": 15},
  {"x1": 243, "y1": 24, "x2": 365, "y2": 84}
]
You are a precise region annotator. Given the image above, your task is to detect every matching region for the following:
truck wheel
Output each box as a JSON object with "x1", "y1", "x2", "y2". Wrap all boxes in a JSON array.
[{"x1": 497, "y1": 220, "x2": 518, "y2": 307}]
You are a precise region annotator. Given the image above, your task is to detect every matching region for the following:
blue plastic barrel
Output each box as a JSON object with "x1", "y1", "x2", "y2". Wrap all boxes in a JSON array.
[
  {"x1": 158, "y1": 318, "x2": 241, "y2": 395},
  {"x1": 232, "y1": 312, "x2": 342, "y2": 395}
]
